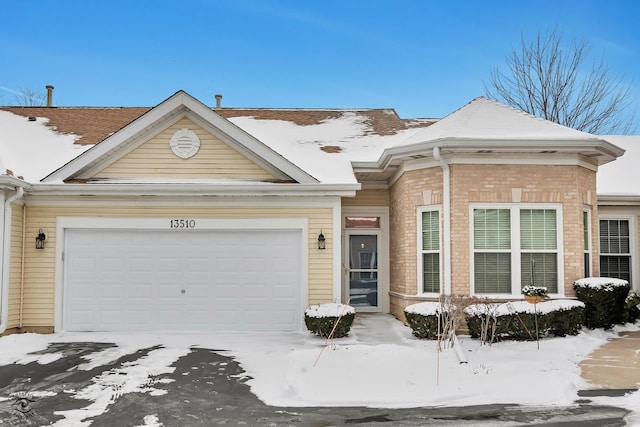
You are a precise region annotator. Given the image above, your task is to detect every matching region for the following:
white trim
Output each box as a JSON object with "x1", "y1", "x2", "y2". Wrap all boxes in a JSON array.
[
  {"x1": 0, "y1": 188, "x2": 24, "y2": 333},
  {"x1": 54, "y1": 217, "x2": 309, "y2": 332},
  {"x1": 468, "y1": 203, "x2": 565, "y2": 298},
  {"x1": 332, "y1": 203, "x2": 342, "y2": 305},
  {"x1": 342, "y1": 206, "x2": 390, "y2": 313},
  {"x1": 416, "y1": 205, "x2": 443, "y2": 297},
  {"x1": 583, "y1": 209, "x2": 593, "y2": 278},
  {"x1": 28, "y1": 182, "x2": 358, "y2": 197},
  {"x1": 24, "y1": 195, "x2": 346, "y2": 208},
  {"x1": 597, "y1": 214, "x2": 638, "y2": 291}
]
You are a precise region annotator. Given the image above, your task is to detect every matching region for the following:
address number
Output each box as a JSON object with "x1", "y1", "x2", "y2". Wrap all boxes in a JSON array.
[{"x1": 170, "y1": 219, "x2": 196, "y2": 229}]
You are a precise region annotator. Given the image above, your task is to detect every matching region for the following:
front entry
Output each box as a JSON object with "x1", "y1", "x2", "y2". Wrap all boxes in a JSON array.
[{"x1": 345, "y1": 231, "x2": 381, "y2": 311}]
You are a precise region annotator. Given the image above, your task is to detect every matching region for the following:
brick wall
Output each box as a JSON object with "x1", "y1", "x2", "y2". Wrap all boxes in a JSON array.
[{"x1": 388, "y1": 162, "x2": 597, "y2": 318}]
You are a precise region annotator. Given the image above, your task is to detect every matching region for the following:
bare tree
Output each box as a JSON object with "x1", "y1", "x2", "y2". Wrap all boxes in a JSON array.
[
  {"x1": 13, "y1": 87, "x2": 47, "y2": 106},
  {"x1": 485, "y1": 28, "x2": 635, "y2": 134}
]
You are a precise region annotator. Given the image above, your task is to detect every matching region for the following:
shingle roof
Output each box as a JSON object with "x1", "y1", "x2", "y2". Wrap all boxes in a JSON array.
[{"x1": 0, "y1": 106, "x2": 434, "y2": 146}]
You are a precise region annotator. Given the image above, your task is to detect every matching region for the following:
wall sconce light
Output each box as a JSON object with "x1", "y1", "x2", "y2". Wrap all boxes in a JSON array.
[
  {"x1": 35, "y1": 229, "x2": 46, "y2": 250},
  {"x1": 317, "y1": 231, "x2": 326, "y2": 250}
]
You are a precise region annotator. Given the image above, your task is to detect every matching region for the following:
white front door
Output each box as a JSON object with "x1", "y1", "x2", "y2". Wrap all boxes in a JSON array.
[
  {"x1": 345, "y1": 230, "x2": 381, "y2": 312},
  {"x1": 63, "y1": 228, "x2": 302, "y2": 332}
]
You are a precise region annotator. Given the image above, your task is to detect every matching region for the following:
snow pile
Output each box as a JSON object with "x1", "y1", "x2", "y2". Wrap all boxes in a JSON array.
[
  {"x1": 574, "y1": 277, "x2": 630, "y2": 289},
  {"x1": 304, "y1": 303, "x2": 355, "y2": 318}
]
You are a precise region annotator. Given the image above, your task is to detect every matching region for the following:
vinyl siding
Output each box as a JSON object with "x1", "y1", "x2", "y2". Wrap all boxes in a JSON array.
[
  {"x1": 342, "y1": 189, "x2": 389, "y2": 207},
  {"x1": 7, "y1": 204, "x2": 24, "y2": 328},
  {"x1": 21, "y1": 203, "x2": 334, "y2": 328},
  {"x1": 93, "y1": 117, "x2": 276, "y2": 180}
]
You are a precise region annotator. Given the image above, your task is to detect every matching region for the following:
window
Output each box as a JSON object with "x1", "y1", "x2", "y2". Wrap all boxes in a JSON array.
[
  {"x1": 473, "y1": 209, "x2": 511, "y2": 293},
  {"x1": 472, "y1": 206, "x2": 560, "y2": 295},
  {"x1": 420, "y1": 209, "x2": 440, "y2": 293},
  {"x1": 600, "y1": 219, "x2": 631, "y2": 282},
  {"x1": 583, "y1": 211, "x2": 591, "y2": 277}
]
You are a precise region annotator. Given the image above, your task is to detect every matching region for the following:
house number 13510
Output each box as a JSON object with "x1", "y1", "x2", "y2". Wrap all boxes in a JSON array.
[{"x1": 170, "y1": 219, "x2": 196, "y2": 229}]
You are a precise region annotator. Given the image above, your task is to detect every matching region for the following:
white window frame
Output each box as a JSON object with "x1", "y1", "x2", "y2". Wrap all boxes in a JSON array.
[
  {"x1": 583, "y1": 209, "x2": 592, "y2": 278},
  {"x1": 469, "y1": 203, "x2": 564, "y2": 298},
  {"x1": 598, "y1": 215, "x2": 637, "y2": 288},
  {"x1": 417, "y1": 206, "x2": 442, "y2": 296}
]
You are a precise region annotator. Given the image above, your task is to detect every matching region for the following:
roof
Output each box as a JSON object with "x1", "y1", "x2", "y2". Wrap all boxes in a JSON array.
[
  {"x1": 597, "y1": 135, "x2": 640, "y2": 196},
  {"x1": 401, "y1": 97, "x2": 596, "y2": 143},
  {"x1": 0, "y1": 100, "x2": 434, "y2": 184},
  {"x1": 0, "y1": 106, "x2": 432, "y2": 146}
]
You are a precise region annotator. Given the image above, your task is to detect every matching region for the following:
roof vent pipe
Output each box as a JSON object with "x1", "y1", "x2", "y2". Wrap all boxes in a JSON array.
[
  {"x1": 215, "y1": 94, "x2": 222, "y2": 109},
  {"x1": 46, "y1": 85, "x2": 54, "y2": 107}
]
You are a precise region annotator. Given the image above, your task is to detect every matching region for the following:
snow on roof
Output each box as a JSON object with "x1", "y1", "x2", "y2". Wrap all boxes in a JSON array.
[
  {"x1": 228, "y1": 113, "x2": 424, "y2": 184},
  {"x1": 0, "y1": 110, "x2": 90, "y2": 182},
  {"x1": 597, "y1": 135, "x2": 640, "y2": 196},
  {"x1": 400, "y1": 97, "x2": 595, "y2": 145}
]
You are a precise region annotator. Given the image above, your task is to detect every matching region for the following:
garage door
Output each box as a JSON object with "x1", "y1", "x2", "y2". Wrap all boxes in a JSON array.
[{"x1": 63, "y1": 228, "x2": 302, "y2": 332}]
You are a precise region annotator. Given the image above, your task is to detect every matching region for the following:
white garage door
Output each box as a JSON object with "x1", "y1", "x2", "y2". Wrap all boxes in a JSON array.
[{"x1": 63, "y1": 228, "x2": 302, "y2": 332}]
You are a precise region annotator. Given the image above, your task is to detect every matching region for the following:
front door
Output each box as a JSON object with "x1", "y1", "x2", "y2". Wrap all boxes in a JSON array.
[{"x1": 345, "y1": 231, "x2": 380, "y2": 311}]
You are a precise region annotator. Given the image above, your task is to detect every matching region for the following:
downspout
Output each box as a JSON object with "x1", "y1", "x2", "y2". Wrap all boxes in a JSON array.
[
  {"x1": 433, "y1": 147, "x2": 451, "y2": 295},
  {"x1": 433, "y1": 147, "x2": 466, "y2": 364},
  {"x1": 0, "y1": 187, "x2": 24, "y2": 333},
  {"x1": 20, "y1": 205, "x2": 27, "y2": 328}
]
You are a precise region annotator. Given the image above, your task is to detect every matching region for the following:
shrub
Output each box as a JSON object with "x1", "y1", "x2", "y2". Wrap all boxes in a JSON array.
[
  {"x1": 464, "y1": 300, "x2": 585, "y2": 342},
  {"x1": 404, "y1": 301, "x2": 454, "y2": 340},
  {"x1": 623, "y1": 291, "x2": 640, "y2": 324},
  {"x1": 304, "y1": 303, "x2": 355, "y2": 338},
  {"x1": 573, "y1": 278, "x2": 630, "y2": 329}
]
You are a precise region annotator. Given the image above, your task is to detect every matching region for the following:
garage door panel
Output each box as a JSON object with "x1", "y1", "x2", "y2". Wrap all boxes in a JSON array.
[{"x1": 64, "y1": 228, "x2": 302, "y2": 332}]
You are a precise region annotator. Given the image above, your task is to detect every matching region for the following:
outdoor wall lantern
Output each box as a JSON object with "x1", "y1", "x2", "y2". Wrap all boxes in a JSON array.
[
  {"x1": 35, "y1": 229, "x2": 46, "y2": 250},
  {"x1": 317, "y1": 231, "x2": 326, "y2": 250}
]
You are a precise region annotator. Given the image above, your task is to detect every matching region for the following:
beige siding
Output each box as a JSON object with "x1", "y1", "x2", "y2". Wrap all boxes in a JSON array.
[
  {"x1": 21, "y1": 204, "x2": 334, "y2": 328},
  {"x1": 93, "y1": 117, "x2": 276, "y2": 180},
  {"x1": 342, "y1": 189, "x2": 389, "y2": 207},
  {"x1": 7, "y1": 204, "x2": 24, "y2": 328}
]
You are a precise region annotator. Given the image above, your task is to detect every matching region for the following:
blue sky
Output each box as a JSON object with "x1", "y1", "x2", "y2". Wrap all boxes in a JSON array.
[{"x1": 1, "y1": 0, "x2": 638, "y2": 120}]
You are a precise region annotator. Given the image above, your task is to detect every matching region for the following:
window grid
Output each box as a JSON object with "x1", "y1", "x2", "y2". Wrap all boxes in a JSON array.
[
  {"x1": 420, "y1": 210, "x2": 440, "y2": 293},
  {"x1": 600, "y1": 219, "x2": 631, "y2": 282},
  {"x1": 472, "y1": 206, "x2": 559, "y2": 295}
]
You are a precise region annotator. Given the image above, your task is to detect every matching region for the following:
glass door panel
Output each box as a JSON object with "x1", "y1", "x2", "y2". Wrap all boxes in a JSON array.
[{"x1": 348, "y1": 234, "x2": 379, "y2": 308}]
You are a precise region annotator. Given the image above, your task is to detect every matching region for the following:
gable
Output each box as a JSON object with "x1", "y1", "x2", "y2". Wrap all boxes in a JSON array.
[
  {"x1": 92, "y1": 116, "x2": 276, "y2": 181},
  {"x1": 43, "y1": 91, "x2": 318, "y2": 184}
]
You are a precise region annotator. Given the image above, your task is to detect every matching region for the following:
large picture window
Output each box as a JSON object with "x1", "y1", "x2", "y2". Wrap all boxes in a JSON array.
[
  {"x1": 600, "y1": 219, "x2": 631, "y2": 282},
  {"x1": 420, "y1": 209, "x2": 440, "y2": 293},
  {"x1": 472, "y1": 206, "x2": 560, "y2": 295}
]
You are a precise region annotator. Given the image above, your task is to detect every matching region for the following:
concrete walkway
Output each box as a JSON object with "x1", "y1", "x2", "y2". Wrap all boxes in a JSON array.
[{"x1": 580, "y1": 330, "x2": 640, "y2": 390}]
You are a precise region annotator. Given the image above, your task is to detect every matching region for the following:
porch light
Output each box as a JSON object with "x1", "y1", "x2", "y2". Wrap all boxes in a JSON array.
[
  {"x1": 317, "y1": 231, "x2": 326, "y2": 250},
  {"x1": 35, "y1": 229, "x2": 46, "y2": 250}
]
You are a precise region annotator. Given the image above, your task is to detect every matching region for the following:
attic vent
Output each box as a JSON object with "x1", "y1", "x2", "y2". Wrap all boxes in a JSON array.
[
  {"x1": 170, "y1": 128, "x2": 201, "y2": 159},
  {"x1": 540, "y1": 150, "x2": 557, "y2": 154},
  {"x1": 28, "y1": 116, "x2": 36, "y2": 121}
]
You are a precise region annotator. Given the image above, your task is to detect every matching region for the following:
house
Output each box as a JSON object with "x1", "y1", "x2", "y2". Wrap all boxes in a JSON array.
[{"x1": 0, "y1": 89, "x2": 637, "y2": 334}]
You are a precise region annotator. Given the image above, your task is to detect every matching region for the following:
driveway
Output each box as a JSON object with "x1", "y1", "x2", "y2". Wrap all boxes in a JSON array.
[{"x1": 0, "y1": 341, "x2": 630, "y2": 426}]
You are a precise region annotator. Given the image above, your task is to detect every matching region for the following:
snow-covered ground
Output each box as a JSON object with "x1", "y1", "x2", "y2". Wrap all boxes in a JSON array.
[{"x1": 0, "y1": 316, "x2": 639, "y2": 425}]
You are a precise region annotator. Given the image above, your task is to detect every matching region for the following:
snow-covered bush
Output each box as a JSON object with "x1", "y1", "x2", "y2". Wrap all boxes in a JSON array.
[
  {"x1": 465, "y1": 300, "x2": 585, "y2": 341},
  {"x1": 573, "y1": 277, "x2": 630, "y2": 329},
  {"x1": 404, "y1": 301, "x2": 453, "y2": 340},
  {"x1": 304, "y1": 303, "x2": 355, "y2": 338},
  {"x1": 624, "y1": 291, "x2": 640, "y2": 324}
]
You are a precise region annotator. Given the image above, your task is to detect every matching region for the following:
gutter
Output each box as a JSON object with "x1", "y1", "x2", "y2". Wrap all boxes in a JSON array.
[
  {"x1": 433, "y1": 146, "x2": 451, "y2": 295},
  {"x1": 0, "y1": 187, "x2": 24, "y2": 333},
  {"x1": 27, "y1": 182, "x2": 361, "y2": 197}
]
